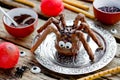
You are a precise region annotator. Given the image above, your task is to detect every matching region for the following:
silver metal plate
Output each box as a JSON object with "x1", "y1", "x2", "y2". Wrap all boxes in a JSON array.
[{"x1": 33, "y1": 21, "x2": 117, "y2": 75}]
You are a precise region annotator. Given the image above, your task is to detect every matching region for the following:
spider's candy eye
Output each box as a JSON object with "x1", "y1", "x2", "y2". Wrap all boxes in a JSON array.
[
  {"x1": 65, "y1": 42, "x2": 72, "y2": 49},
  {"x1": 30, "y1": 66, "x2": 41, "y2": 74},
  {"x1": 20, "y1": 51, "x2": 26, "y2": 57},
  {"x1": 59, "y1": 41, "x2": 65, "y2": 48}
]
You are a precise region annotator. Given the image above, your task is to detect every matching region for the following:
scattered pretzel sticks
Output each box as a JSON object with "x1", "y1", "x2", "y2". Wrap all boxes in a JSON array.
[
  {"x1": 77, "y1": 66, "x2": 120, "y2": 80},
  {"x1": 14, "y1": 0, "x2": 35, "y2": 8}
]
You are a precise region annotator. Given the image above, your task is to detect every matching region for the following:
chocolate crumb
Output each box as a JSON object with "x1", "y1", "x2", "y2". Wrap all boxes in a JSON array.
[
  {"x1": 11, "y1": 14, "x2": 35, "y2": 27},
  {"x1": 98, "y1": 6, "x2": 120, "y2": 12}
]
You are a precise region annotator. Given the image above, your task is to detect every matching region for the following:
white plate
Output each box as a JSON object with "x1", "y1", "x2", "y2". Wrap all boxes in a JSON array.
[{"x1": 33, "y1": 21, "x2": 117, "y2": 75}]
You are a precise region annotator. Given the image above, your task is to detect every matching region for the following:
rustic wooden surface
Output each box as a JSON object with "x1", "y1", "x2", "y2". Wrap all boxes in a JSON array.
[
  {"x1": 0, "y1": 0, "x2": 120, "y2": 80},
  {"x1": 0, "y1": 38, "x2": 120, "y2": 80}
]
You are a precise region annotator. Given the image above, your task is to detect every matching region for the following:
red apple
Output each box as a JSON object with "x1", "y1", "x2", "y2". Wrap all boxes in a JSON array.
[
  {"x1": 41, "y1": 0, "x2": 64, "y2": 16},
  {"x1": 0, "y1": 42, "x2": 19, "y2": 69}
]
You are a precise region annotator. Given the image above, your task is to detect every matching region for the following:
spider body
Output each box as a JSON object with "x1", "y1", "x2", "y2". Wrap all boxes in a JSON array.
[
  {"x1": 55, "y1": 26, "x2": 81, "y2": 56},
  {"x1": 31, "y1": 13, "x2": 103, "y2": 61},
  {"x1": 15, "y1": 66, "x2": 28, "y2": 78}
]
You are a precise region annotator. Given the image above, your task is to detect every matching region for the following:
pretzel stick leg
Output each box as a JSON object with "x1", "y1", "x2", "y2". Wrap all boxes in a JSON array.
[
  {"x1": 81, "y1": 22, "x2": 103, "y2": 48},
  {"x1": 73, "y1": 13, "x2": 86, "y2": 28},
  {"x1": 77, "y1": 31, "x2": 94, "y2": 61},
  {"x1": 59, "y1": 14, "x2": 66, "y2": 27},
  {"x1": 37, "y1": 17, "x2": 60, "y2": 33},
  {"x1": 31, "y1": 27, "x2": 51, "y2": 53},
  {"x1": 31, "y1": 26, "x2": 60, "y2": 53}
]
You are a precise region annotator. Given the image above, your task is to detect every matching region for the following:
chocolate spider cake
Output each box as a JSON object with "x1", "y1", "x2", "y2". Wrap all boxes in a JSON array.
[{"x1": 31, "y1": 13, "x2": 103, "y2": 61}]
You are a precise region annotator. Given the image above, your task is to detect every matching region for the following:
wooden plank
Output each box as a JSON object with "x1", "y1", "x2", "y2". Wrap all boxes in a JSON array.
[
  {"x1": 1, "y1": 0, "x2": 120, "y2": 36},
  {"x1": 0, "y1": 39, "x2": 120, "y2": 80},
  {"x1": 0, "y1": 1, "x2": 120, "y2": 79},
  {"x1": 0, "y1": 0, "x2": 81, "y2": 20},
  {"x1": 94, "y1": 21, "x2": 120, "y2": 42}
]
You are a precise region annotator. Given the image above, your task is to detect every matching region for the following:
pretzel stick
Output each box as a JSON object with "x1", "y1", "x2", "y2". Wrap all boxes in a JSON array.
[
  {"x1": 77, "y1": 66, "x2": 120, "y2": 80},
  {"x1": 63, "y1": 2, "x2": 95, "y2": 19},
  {"x1": 63, "y1": 0, "x2": 89, "y2": 11},
  {"x1": 31, "y1": 26, "x2": 60, "y2": 53},
  {"x1": 14, "y1": 0, "x2": 35, "y2": 8}
]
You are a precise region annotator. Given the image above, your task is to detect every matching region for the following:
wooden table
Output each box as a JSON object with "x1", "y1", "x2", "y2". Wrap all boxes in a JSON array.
[{"x1": 0, "y1": 0, "x2": 120, "y2": 80}]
